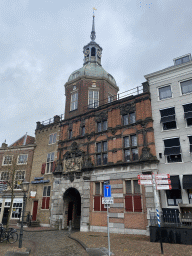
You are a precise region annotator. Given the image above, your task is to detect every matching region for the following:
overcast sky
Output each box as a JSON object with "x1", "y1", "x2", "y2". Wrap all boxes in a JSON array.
[{"x1": 1, "y1": 0, "x2": 192, "y2": 145}]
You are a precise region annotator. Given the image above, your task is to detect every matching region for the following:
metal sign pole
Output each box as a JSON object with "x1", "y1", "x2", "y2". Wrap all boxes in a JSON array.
[
  {"x1": 107, "y1": 204, "x2": 110, "y2": 256},
  {"x1": 152, "y1": 173, "x2": 164, "y2": 254}
]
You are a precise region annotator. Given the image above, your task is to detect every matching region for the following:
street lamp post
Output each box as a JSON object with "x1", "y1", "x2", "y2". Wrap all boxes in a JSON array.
[{"x1": 19, "y1": 181, "x2": 29, "y2": 248}]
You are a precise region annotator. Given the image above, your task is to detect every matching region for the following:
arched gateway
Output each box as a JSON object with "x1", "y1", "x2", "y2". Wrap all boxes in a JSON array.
[{"x1": 63, "y1": 187, "x2": 81, "y2": 229}]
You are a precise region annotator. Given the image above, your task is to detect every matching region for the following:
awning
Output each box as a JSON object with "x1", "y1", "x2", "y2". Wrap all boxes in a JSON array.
[
  {"x1": 183, "y1": 175, "x2": 192, "y2": 189},
  {"x1": 160, "y1": 115, "x2": 175, "y2": 123},
  {"x1": 184, "y1": 111, "x2": 192, "y2": 119},
  {"x1": 164, "y1": 146, "x2": 181, "y2": 155},
  {"x1": 170, "y1": 175, "x2": 181, "y2": 190}
]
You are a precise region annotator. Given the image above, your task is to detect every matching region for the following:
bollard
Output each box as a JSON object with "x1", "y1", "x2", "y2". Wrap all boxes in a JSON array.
[{"x1": 68, "y1": 220, "x2": 72, "y2": 232}]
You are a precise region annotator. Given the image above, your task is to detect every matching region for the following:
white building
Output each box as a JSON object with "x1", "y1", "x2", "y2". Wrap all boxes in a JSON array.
[{"x1": 145, "y1": 54, "x2": 192, "y2": 218}]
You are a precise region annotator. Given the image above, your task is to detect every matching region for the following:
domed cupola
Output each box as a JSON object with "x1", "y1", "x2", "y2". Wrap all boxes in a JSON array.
[{"x1": 83, "y1": 14, "x2": 102, "y2": 66}]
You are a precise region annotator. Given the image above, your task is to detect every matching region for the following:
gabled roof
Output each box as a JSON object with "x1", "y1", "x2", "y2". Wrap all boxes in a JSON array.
[{"x1": 9, "y1": 133, "x2": 35, "y2": 147}]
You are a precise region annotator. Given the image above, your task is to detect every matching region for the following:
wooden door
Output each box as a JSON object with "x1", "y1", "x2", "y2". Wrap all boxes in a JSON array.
[{"x1": 32, "y1": 201, "x2": 38, "y2": 221}]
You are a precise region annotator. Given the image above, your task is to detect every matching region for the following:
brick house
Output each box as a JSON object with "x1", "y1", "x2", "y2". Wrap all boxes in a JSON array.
[
  {"x1": 0, "y1": 134, "x2": 35, "y2": 225},
  {"x1": 26, "y1": 115, "x2": 61, "y2": 227},
  {"x1": 50, "y1": 16, "x2": 158, "y2": 235}
]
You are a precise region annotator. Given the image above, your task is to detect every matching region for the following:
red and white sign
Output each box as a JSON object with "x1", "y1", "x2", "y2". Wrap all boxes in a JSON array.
[
  {"x1": 137, "y1": 174, "x2": 152, "y2": 180},
  {"x1": 156, "y1": 179, "x2": 171, "y2": 185},
  {"x1": 156, "y1": 185, "x2": 172, "y2": 190},
  {"x1": 155, "y1": 174, "x2": 170, "y2": 179},
  {"x1": 138, "y1": 180, "x2": 153, "y2": 185}
]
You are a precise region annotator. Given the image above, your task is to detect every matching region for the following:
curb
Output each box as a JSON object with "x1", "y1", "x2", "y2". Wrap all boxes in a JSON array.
[
  {"x1": 23, "y1": 229, "x2": 57, "y2": 232},
  {"x1": 4, "y1": 247, "x2": 31, "y2": 256},
  {"x1": 68, "y1": 232, "x2": 87, "y2": 250}
]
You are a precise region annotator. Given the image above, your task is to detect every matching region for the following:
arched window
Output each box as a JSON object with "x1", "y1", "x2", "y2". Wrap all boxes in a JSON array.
[{"x1": 91, "y1": 47, "x2": 96, "y2": 56}]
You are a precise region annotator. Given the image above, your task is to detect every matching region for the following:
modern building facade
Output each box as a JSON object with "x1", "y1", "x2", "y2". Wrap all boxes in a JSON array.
[
  {"x1": 50, "y1": 16, "x2": 158, "y2": 235},
  {"x1": 145, "y1": 53, "x2": 192, "y2": 218},
  {"x1": 0, "y1": 134, "x2": 35, "y2": 225}
]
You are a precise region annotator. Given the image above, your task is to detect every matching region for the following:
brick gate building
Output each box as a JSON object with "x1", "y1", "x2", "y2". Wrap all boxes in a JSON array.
[{"x1": 50, "y1": 15, "x2": 158, "y2": 234}]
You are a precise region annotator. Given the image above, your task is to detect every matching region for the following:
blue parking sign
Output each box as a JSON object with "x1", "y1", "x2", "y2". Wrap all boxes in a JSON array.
[{"x1": 104, "y1": 185, "x2": 111, "y2": 197}]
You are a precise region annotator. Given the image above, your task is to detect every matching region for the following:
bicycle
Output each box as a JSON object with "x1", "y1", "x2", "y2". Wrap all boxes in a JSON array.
[{"x1": 0, "y1": 224, "x2": 18, "y2": 244}]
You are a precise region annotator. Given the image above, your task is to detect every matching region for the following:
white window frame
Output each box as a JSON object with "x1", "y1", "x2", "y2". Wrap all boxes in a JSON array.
[
  {"x1": 180, "y1": 79, "x2": 192, "y2": 95},
  {"x1": 14, "y1": 170, "x2": 25, "y2": 190},
  {"x1": 0, "y1": 171, "x2": 9, "y2": 182},
  {"x1": 17, "y1": 154, "x2": 28, "y2": 165},
  {"x1": 183, "y1": 103, "x2": 192, "y2": 127},
  {"x1": 159, "y1": 106, "x2": 177, "y2": 131},
  {"x1": 163, "y1": 137, "x2": 183, "y2": 164},
  {"x1": 158, "y1": 85, "x2": 172, "y2": 101},
  {"x1": 70, "y1": 91, "x2": 78, "y2": 111},
  {"x1": 2, "y1": 155, "x2": 13, "y2": 166},
  {"x1": 12, "y1": 202, "x2": 23, "y2": 219},
  {"x1": 49, "y1": 133, "x2": 57, "y2": 145},
  {"x1": 46, "y1": 152, "x2": 55, "y2": 173},
  {"x1": 88, "y1": 89, "x2": 99, "y2": 108}
]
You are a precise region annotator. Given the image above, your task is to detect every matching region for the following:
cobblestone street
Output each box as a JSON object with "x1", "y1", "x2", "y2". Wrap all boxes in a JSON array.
[{"x1": 1, "y1": 230, "x2": 88, "y2": 256}]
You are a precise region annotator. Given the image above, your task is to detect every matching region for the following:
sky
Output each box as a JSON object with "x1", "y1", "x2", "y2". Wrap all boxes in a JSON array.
[{"x1": 1, "y1": 0, "x2": 192, "y2": 145}]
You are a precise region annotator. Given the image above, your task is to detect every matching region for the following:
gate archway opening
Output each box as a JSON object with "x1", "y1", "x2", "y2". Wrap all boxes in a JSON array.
[{"x1": 63, "y1": 187, "x2": 81, "y2": 230}]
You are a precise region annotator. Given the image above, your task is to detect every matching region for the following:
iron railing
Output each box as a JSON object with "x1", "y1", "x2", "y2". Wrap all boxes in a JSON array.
[{"x1": 41, "y1": 114, "x2": 64, "y2": 126}]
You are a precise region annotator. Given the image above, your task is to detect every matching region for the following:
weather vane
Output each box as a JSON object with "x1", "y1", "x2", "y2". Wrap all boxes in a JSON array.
[{"x1": 93, "y1": 7, "x2": 97, "y2": 16}]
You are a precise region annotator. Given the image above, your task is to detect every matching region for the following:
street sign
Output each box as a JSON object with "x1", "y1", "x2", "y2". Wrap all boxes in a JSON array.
[
  {"x1": 156, "y1": 185, "x2": 172, "y2": 190},
  {"x1": 155, "y1": 174, "x2": 170, "y2": 179},
  {"x1": 138, "y1": 180, "x2": 153, "y2": 185},
  {"x1": 137, "y1": 174, "x2": 152, "y2": 180},
  {"x1": 102, "y1": 197, "x2": 114, "y2": 204},
  {"x1": 104, "y1": 180, "x2": 110, "y2": 185},
  {"x1": 104, "y1": 204, "x2": 110, "y2": 208},
  {"x1": 156, "y1": 179, "x2": 171, "y2": 185},
  {"x1": 104, "y1": 185, "x2": 111, "y2": 197}
]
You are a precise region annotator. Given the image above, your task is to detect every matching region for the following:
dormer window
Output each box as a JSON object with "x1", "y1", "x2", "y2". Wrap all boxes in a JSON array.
[
  {"x1": 174, "y1": 54, "x2": 191, "y2": 65},
  {"x1": 91, "y1": 47, "x2": 96, "y2": 56}
]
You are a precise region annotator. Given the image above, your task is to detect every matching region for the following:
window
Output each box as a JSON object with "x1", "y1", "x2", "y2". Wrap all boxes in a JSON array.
[
  {"x1": 97, "y1": 120, "x2": 107, "y2": 132},
  {"x1": 49, "y1": 133, "x2": 57, "y2": 144},
  {"x1": 122, "y1": 112, "x2": 136, "y2": 125},
  {"x1": 81, "y1": 126, "x2": 85, "y2": 136},
  {"x1": 1, "y1": 172, "x2": 9, "y2": 182},
  {"x1": 3, "y1": 155, "x2": 12, "y2": 165},
  {"x1": 124, "y1": 135, "x2": 138, "y2": 162},
  {"x1": 88, "y1": 90, "x2": 99, "y2": 108},
  {"x1": 42, "y1": 186, "x2": 51, "y2": 209},
  {"x1": 14, "y1": 171, "x2": 25, "y2": 189},
  {"x1": 183, "y1": 103, "x2": 192, "y2": 126},
  {"x1": 93, "y1": 182, "x2": 106, "y2": 211},
  {"x1": 174, "y1": 55, "x2": 190, "y2": 65},
  {"x1": 159, "y1": 85, "x2": 172, "y2": 100},
  {"x1": 164, "y1": 138, "x2": 182, "y2": 163},
  {"x1": 125, "y1": 180, "x2": 142, "y2": 212},
  {"x1": 46, "y1": 152, "x2": 55, "y2": 173},
  {"x1": 181, "y1": 79, "x2": 192, "y2": 95},
  {"x1": 70, "y1": 92, "x2": 78, "y2": 111},
  {"x1": 0, "y1": 203, "x2": 2, "y2": 213},
  {"x1": 96, "y1": 142, "x2": 107, "y2": 165},
  {"x1": 188, "y1": 136, "x2": 192, "y2": 153},
  {"x1": 69, "y1": 130, "x2": 72, "y2": 139},
  {"x1": 91, "y1": 47, "x2": 96, "y2": 56},
  {"x1": 17, "y1": 154, "x2": 28, "y2": 164},
  {"x1": 108, "y1": 95, "x2": 114, "y2": 103},
  {"x1": 12, "y1": 203, "x2": 22, "y2": 218},
  {"x1": 166, "y1": 190, "x2": 182, "y2": 206},
  {"x1": 160, "y1": 107, "x2": 176, "y2": 130}
]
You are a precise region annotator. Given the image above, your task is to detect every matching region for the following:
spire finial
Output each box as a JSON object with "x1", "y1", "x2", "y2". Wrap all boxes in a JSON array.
[{"x1": 90, "y1": 8, "x2": 97, "y2": 41}]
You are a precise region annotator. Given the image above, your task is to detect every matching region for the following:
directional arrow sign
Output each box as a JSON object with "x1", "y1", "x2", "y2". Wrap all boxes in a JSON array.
[
  {"x1": 137, "y1": 174, "x2": 152, "y2": 180},
  {"x1": 155, "y1": 174, "x2": 170, "y2": 179},
  {"x1": 156, "y1": 185, "x2": 172, "y2": 190},
  {"x1": 102, "y1": 197, "x2": 114, "y2": 204},
  {"x1": 138, "y1": 180, "x2": 153, "y2": 185},
  {"x1": 156, "y1": 179, "x2": 171, "y2": 185}
]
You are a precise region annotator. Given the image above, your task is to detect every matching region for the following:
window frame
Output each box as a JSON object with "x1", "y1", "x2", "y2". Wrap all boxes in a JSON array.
[
  {"x1": 46, "y1": 152, "x2": 55, "y2": 173},
  {"x1": 93, "y1": 182, "x2": 106, "y2": 212},
  {"x1": 163, "y1": 137, "x2": 182, "y2": 163},
  {"x1": 96, "y1": 141, "x2": 108, "y2": 166},
  {"x1": 160, "y1": 107, "x2": 177, "y2": 131},
  {"x1": 70, "y1": 91, "x2": 78, "y2": 111},
  {"x1": 124, "y1": 179, "x2": 142, "y2": 213},
  {"x1": 2, "y1": 155, "x2": 13, "y2": 166},
  {"x1": 0, "y1": 171, "x2": 9, "y2": 182},
  {"x1": 49, "y1": 133, "x2": 57, "y2": 145},
  {"x1": 123, "y1": 135, "x2": 138, "y2": 162},
  {"x1": 122, "y1": 112, "x2": 136, "y2": 126},
  {"x1": 42, "y1": 185, "x2": 51, "y2": 209},
  {"x1": 88, "y1": 89, "x2": 99, "y2": 108},
  {"x1": 180, "y1": 79, "x2": 192, "y2": 95},
  {"x1": 97, "y1": 120, "x2": 108, "y2": 133},
  {"x1": 17, "y1": 154, "x2": 28, "y2": 165},
  {"x1": 12, "y1": 202, "x2": 23, "y2": 219},
  {"x1": 158, "y1": 85, "x2": 172, "y2": 101},
  {"x1": 14, "y1": 170, "x2": 25, "y2": 190},
  {"x1": 188, "y1": 136, "x2": 192, "y2": 153},
  {"x1": 69, "y1": 129, "x2": 72, "y2": 139},
  {"x1": 183, "y1": 103, "x2": 192, "y2": 127}
]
